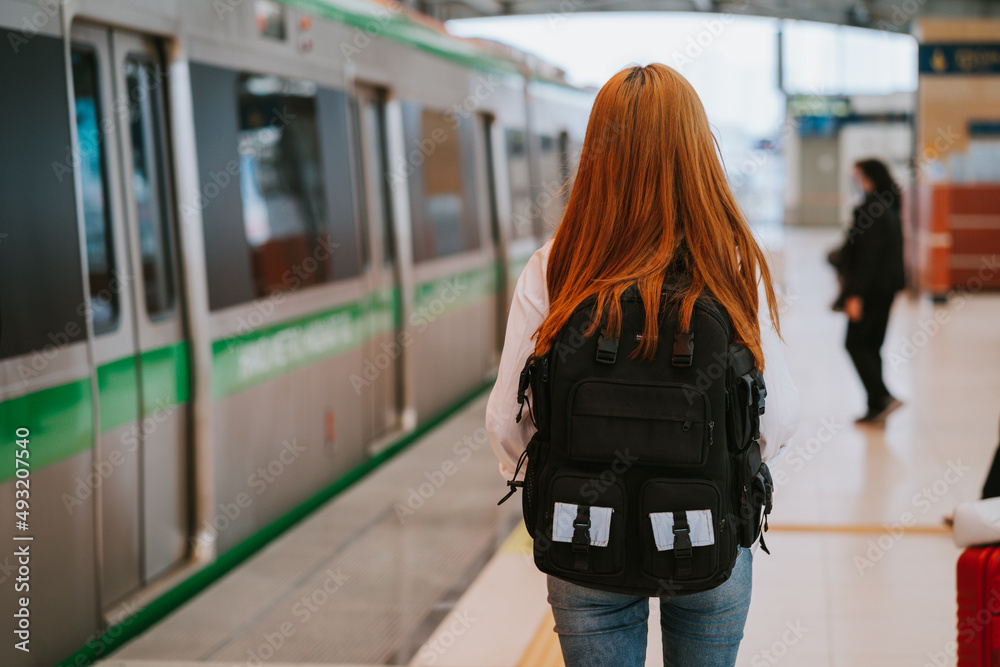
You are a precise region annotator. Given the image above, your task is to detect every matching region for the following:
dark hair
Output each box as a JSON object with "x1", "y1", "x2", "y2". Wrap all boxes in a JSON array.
[{"x1": 855, "y1": 158, "x2": 901, "y2": 213}]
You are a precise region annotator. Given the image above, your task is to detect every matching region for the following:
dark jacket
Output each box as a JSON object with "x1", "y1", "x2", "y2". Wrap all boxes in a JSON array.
[{"x1": 841, "y1": 193, "x2": 905, "y2": 300}]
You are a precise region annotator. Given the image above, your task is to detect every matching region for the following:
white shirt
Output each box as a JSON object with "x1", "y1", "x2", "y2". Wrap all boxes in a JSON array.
[{"x1": 486, "y1": 240, "x2": 801, "y2": 480}]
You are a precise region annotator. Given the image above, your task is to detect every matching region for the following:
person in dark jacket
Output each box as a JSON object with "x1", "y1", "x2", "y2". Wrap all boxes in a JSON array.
[{"x1": 840, "y1": 159, "x2": 906, "y2": 424}]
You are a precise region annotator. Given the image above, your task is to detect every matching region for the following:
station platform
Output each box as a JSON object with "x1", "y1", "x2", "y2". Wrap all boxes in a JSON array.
[{"x1": 97, "y1": 227, "x2": 999, "y2": 667}]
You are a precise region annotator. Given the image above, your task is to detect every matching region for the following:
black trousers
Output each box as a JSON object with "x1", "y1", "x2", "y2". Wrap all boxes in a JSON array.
[{"x1": 845, "y1": 296, "x2": 894, "y2": 413}]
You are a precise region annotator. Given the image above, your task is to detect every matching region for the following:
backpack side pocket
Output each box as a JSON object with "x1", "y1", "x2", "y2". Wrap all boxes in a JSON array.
[
  {"x1": 522, "y1": 436, "x2": 546, "y2": 536},
  {"x1": 734, "y1": 442, "x2": 772, "y2": 549}
]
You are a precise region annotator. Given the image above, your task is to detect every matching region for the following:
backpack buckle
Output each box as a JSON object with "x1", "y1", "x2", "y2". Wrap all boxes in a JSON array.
[
  {"x1": 672, "y1": 511, "x2": 693, "y2": 576},
  {"x1": 596, "y1": 333, "x2": 618, "y2": 364},
  {"x1": 672, "y1": 331, "x2": 694, "y2": 367},
  {"x1": 671, "y1": 526, "x2": 692, "y2": 557},
  {"x1": 572, "y1": 505, "x2": 592, "y2": 571},
  {"x1": 752, "y1": 370, "x2": 767, "y2": 415}
]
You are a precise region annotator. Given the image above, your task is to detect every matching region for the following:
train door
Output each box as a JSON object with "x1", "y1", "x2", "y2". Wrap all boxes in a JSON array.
[
  {"x1": 353, "y1": 85, "x2": 402, "y2": 444},
  {"x1": 481, "y1": 113, "x2": 507, "y2": 357},
  {"x1": 70, "y1": 24, "x2": 190, "y2": 609}
]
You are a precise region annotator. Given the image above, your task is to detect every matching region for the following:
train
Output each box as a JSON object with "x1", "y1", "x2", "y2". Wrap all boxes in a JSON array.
[{"x1": 0, "y1": 0, "x2": 592, "y2": 664}]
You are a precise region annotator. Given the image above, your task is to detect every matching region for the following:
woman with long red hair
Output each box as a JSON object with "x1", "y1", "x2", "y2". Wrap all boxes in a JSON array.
[{"x1": 486, "y1": 64, "x2": 800, "y2": 666}]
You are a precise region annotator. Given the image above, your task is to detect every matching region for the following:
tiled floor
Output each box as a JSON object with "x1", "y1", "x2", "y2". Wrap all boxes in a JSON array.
[{"x1": 100, "y1": 226, "x2": 1000, "y2": 667}]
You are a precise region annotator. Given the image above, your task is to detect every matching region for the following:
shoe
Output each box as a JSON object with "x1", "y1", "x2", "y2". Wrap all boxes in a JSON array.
[
  {"x1": 875, "y1": 397, "x2": 903, "y2": 421},
  {"x1": 854, "y1": 397, "x2": 903, "y2": 425},
  {"x1": 854, "y1": 410, "x2": 883, "y2": 425}
]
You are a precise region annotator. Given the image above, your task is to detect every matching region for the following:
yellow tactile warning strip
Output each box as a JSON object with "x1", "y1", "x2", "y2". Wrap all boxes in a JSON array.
[
  {"x1": 507, "y1": 524, "x2": 563, "y2": 666},
  {"x1": 500, "y1": 524, "x2": 535, "y2": 554},
  {"x1": 514, "y1": 522, "x2": 954, "y2": 666},
  {"x1": 518, "y1": 609, "x2": 564, "y2": 667}
]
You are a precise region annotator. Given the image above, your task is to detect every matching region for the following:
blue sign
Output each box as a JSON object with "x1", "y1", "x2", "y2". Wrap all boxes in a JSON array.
[
  {"x1": 970, "y1": 121, "x2": 1000, "y2": 137},
  {"x1": 919, "y1": 44, "x2": 1000, "y2": 75}
]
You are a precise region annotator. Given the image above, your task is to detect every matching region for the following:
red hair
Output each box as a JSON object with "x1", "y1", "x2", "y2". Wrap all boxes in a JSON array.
[{"x1": 534, "y1": 64, "x2": 779, "y2": 369}]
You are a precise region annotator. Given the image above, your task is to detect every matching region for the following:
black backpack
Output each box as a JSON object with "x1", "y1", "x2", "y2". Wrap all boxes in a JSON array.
[{"x1": 498, "y1": 285, "x2": 773, "y2": 597}]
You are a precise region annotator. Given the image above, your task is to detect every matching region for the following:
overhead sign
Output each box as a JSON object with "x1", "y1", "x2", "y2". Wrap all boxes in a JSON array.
[
  {"x1": 919, "y1": 44, "x2": 1000, "y2": 75},
  {"x1": 969, "y1": 121, "x2": 1000, "y2": 137}
]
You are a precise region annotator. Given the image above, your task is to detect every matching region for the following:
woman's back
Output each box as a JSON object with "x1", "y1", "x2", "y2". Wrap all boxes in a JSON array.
[{"x1": 486, "y1": 63, "x2": 801, "y2": 667}]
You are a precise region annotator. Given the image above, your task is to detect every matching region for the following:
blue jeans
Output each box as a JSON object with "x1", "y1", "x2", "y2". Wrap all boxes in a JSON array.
[{"x1": 547, "y1": 547, "x2": 753, "y2": 667}]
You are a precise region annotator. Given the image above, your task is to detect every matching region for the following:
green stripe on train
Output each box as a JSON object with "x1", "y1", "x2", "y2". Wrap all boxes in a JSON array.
[
  {"x1": 210, "y1": 286, "x2": 399, "y2": 398},
  {"x1": 211, "y1": 300, "x2": 370, "y2": 399},
  {"x1": 98, "y1": 343, "x2": 191, "y2": 432},
  {"x1": 0, "y1": 343, "x2": 189, "y2": 485},
  {"x1": 97, "y1": 355, "x2": 138, "y2": 432},
  {"x1": 412, "y1": 264, "x2": 496, "y2": 317},
  {"x1": 280, "y1": 0, "x2": 523, "y2": 77},
  {"x1": 212, "y1": 266, "x2": 494, "y2": 398},
  {"x1": 277, "y1": 0, "x2": 581, "y2": 90},
  {"x1": 0, "y1": 380, "x2": 93, "y2": 485},
  {"x1": 140, "y1": 342, "x2": 191, "y2": 413},
  {"x1": 1, "y1": 265, "x2": 496, "y2": 478}
]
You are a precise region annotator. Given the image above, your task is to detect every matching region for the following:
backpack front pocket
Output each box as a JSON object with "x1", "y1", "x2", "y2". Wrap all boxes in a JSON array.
[
  {"x1": 568, "y1": 380, "x2": 712, "y2": 466},
  {"x1": 639, "y1": 479, "x2": 728, "y2": 585},
  {"x1": 540, "y1": 471, "x2": 626, "y2": 575}
]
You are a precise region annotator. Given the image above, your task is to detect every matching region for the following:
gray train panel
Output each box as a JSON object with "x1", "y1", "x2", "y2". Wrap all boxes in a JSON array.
[
  {"x1": 142, "y1": 412, "x2": 189, "y2": 581},
  {"x1": 411, "y1": 298, "x2": 495, "y2": 421},
  {"x1": 0, "y1": 453, "x2": 98, "y2": 667},
  {"x1": 98, "y1": 424, "x2": 142, "y2": 606},
  {"x1": 209, "y1": 350, "x2": 366, "y2": 553}
]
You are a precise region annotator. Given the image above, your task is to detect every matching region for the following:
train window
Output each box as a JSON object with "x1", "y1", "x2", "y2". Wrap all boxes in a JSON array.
[
  {"x1": 189, "y1": 63, "x2": 256, "y2": 311},
  {"x1": 315, "y1": 86, "x2": 363, "y2": 281},
  {"x1": 505, "y1": 129, "x2": 534, "y2": 239},
  {"x1": 72, "y1": 48, "x2": 120, "y2": 335},
  {"x1": 190, "y1": 63, "x2": 362, "y2": 311},
  {"x1": 402, "y1": 105, "x2": 482, "y2": 263},
  {"x1": 126, "y1": 56, "x2": 177, "y2": 318},
  {"x1": 255, "y1": 0, "x2": 286, "y2": 40},
  {"x1": 237, "y1": 74, "x2": 333, "y2": 296},
  {"x1": 0, "y1": 31, "x2": 86, "y2": 360}
]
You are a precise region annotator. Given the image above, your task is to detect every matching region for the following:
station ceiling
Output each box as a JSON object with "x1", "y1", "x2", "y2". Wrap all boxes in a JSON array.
[{"x1": 416, "y1": 0, "x2": 1000, "y2": 32}]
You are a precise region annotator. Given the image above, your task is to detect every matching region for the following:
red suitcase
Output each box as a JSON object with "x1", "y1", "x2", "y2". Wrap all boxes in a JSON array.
[{"x1": 957, "y1": 546, "x2": 1000, "y2": 666}]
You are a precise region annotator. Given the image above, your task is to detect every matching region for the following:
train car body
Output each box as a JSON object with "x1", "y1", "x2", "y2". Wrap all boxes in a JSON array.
[{"x1": 0, "y1": 1, "x2": 592, "y2": 664}]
